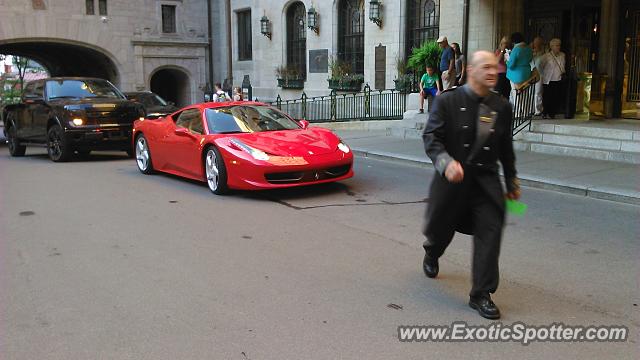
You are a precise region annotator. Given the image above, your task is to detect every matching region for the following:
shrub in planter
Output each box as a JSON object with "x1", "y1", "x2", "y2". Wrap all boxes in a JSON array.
[
  {"x1": 275, "y1": 64, "x2": 304, "y2": 89},
  {"x1": 327, "y1": 57, "x2": 364, "y2": 91}
]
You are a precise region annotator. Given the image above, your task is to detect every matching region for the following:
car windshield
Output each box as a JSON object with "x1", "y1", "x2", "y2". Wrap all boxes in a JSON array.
[
  {"x1": 127, "y1": 93, "x2": 168, "y2": 107},
  {"x1": 205, "y1": 105, "x2": 301, "y2": 134},
  {"x1": 46, "y1": 79, "x2": 124, "y2": 100}
]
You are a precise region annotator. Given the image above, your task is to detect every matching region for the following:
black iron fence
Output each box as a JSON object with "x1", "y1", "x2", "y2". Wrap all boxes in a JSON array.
[
  {"x1": 511, "y1": 77, "x2": 538, "y2": 136},
  {"x1": 267, "y1": 84, "x2": 407, "y2": 122}
]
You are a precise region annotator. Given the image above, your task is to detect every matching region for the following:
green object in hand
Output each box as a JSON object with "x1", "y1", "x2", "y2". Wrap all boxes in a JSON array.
[{"x1": 506, "y1": 199, "x2": 528, "y2": 216}]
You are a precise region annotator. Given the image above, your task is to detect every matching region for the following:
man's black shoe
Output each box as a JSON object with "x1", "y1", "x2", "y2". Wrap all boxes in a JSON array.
[
  {"x1": 422, "y1": 254, "x2": 439, "y2": 278},
  {"x1": 469, "y1": 295, "x2": 501, "y2": 319}
]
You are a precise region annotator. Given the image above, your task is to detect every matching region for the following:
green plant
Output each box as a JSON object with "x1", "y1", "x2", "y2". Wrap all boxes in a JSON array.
[
  {"x1": 407, "y1": 41, "x2": 442, "y2": 73},
  {"x1": 326, "y1": 56, "x2": 364, "y2": 90},
  {"x1": 395, "y1": 55, "x2": 408, "y2": 78}
]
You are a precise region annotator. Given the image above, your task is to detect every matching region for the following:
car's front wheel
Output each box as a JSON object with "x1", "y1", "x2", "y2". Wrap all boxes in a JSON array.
[
  {"x1": 135, "y1": 134, "x2": 155, "y2": 174},
  {"x1": 204, "y1": 146, "x2": 228, "y2": 195},
  {"x1": 47, "y1": 124, "x2": 72, "y2": 162},
  {"x1": 6, "y1": 123, "x2": 26, "y2": 157}
]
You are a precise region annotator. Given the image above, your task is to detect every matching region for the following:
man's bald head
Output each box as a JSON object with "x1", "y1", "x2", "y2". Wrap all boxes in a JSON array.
[
  {"x1": 467, "y1": 50, "x2": 498, "y2": 91},
  {"x1": 468, "y1": 51, "x2": 497, "y2": 67}
]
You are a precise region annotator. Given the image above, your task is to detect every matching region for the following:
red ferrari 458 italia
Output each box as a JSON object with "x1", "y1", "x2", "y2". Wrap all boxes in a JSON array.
[{"x1": 132, "y1": 101, "x2": 354, "y2": 194}]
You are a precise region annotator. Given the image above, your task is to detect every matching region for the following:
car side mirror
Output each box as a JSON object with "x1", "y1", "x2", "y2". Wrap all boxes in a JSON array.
[
  {"x1": 299, "y1": 119, "x2": 310, "y2": 129},
  {"x1": 174, "y1": 128, "x2": 193, "y2": 137}
]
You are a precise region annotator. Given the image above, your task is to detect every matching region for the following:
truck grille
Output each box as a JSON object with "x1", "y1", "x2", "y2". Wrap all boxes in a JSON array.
[{"x1": 85, "y1": 108, "x2": 138, "y2": 124}]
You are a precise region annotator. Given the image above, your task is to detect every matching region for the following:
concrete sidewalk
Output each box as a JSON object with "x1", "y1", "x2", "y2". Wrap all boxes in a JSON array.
[{"x1": 327, "y1": 127, "x2": 640, "y2": 205}]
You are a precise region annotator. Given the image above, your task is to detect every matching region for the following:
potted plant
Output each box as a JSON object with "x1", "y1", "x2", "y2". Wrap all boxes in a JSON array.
[
  {"x1": 327, "y1": 57, "x2": 364, "y2": 92},
  {"x1": 276, "y1": 64, "x2": 304, "y2": 89},
  {"x1": 406, "y1": 41, "x2": 442, "y2": 92},
  {"x1": 393, "y1": 55, "x2": 413, "y2": 92}
]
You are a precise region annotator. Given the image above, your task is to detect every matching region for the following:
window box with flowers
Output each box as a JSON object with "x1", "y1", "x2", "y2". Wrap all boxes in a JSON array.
[
  {"x1": 275, "y1": 65, "x2": 305, "y2": 89},
  {"x1": 327, "y1": 58, "x2": 364, "y2": 92}
]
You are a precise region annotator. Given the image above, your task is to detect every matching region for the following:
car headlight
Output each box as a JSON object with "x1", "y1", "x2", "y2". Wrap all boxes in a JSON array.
[
  {"x1": 230, "y1": 138, "x2": 270, "y2": 161},
  {"x1": 337, "y1": 142, "x2": 350, "y2": 153}
]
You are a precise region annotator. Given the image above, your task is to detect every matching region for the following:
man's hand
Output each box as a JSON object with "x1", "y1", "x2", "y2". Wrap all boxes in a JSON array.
[
  {"x1": 506, "y1": 178, "x2": 521, "y2": 199},
  {"x1": 444, "y1": 160, "x2": 464, "y2": 183},
  {"x1": 506, "y1": 189, "x2": 521, "y2": 200}
]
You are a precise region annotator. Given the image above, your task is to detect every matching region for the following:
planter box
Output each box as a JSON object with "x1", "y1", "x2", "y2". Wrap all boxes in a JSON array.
[
  {"x1": 394, "y1": 79, "x2": 413, "y2": 92},
  {"x1": 277, "y1": 78, "x2": 305, "y2": 89},
  {"x1": 328, "y1": 79, "x2": 363, "y2": 92}
]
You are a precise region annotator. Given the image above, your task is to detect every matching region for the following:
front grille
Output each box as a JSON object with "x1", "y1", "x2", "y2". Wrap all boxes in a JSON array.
[
  {"x1": 86, "y1": 108, "x2": 138, "y2": 124},
  {"x1": 265, "y1": 164, "x2": 351, "y2": 184}
]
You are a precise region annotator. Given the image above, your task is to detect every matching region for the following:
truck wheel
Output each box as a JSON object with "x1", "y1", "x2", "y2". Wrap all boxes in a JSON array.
[
  {"x1": 6, "y1": 124, "x2": 26, "y2": 157},
  {"x1": 47, "y1": 124, "x2": 72, "y2": 162}
]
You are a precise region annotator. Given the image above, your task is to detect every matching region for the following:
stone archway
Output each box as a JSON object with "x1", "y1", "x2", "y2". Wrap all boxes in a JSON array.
[
  {"x1": 149, "y1": 67, "x2": 191, "y2": 108},
  {"x1": 0, "y1": 39, "x2": 120, "y2": 86}
]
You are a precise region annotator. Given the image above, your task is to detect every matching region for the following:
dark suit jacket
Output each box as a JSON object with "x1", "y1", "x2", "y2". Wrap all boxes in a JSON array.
[{"x1": 422, "y1": 85, "x2": 517, "y2": 235}]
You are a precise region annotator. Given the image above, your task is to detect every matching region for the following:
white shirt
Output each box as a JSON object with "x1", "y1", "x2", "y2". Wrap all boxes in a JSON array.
[
  {"x1": 540, "y1": 52, "x2": 565, "y2": 85},
  {"x1": 212, "y1": 90, "x2": 230, "y2": 102}
]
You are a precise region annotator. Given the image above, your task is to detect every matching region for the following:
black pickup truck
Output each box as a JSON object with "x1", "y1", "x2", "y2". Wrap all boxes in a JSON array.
[{"x1": 2, "y1": 77, "x2": 145, "y2": 162}]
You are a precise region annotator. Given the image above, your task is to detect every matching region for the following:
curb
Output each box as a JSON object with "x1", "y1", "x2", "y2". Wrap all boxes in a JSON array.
[{"x1": 353, "y1": 148, "x2": 640, "y2": 206}]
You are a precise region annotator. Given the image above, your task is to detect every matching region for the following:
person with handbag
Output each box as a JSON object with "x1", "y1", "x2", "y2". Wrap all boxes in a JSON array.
[{"x1": 539, "y1": 38, "x2": 566, "y2": 119}]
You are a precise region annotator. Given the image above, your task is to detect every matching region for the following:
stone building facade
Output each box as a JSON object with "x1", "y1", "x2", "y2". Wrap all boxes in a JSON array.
[
  {"x1": 0, "y1": 0, "x2": 210, "y2": 107},
  {"x1": 218, "y1": 0, "x2": 509, "y2": 101}
]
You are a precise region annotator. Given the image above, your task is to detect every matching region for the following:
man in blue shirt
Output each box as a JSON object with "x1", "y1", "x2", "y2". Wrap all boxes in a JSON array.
[{"x1": 437, "y1": 36, "x2": 456, "y2": 90}]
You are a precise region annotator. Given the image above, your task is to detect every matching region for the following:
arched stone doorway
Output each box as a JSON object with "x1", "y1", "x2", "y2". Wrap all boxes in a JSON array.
[
  {"x1": 149, "y1": 68, "x2": 191, "y2": 108},
  {"x1": 0, "y1": 40, "x2": 120, "y2": 86}
]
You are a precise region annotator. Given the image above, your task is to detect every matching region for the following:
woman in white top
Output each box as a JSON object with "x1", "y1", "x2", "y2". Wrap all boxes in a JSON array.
[
  {"x1": 539, "y1": 38, "x2": 566, "y2": 119},
  {"x1": 530, "y1": 36, "x2": 545, "y2": 115}
]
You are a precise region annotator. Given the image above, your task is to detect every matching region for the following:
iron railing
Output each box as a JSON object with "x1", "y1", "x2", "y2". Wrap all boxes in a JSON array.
[
  {"x1": 267, "y1": 84, "x2": 407, "y2": 122},
  {"x1": 511, "y1": 77, "x2": 538, "y2": 136}
]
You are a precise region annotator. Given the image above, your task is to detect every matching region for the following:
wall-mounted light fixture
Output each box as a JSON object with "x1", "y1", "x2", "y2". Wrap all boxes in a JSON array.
[
  {"x1": 307, "y1": 6, "x2": 319, "y2": 34},
  {"x1": 369, "y1": 0, "x2": 382, "y2": 27},
  {"x1": 260, "y1": 15, "x2": 272, "y2": 39}
]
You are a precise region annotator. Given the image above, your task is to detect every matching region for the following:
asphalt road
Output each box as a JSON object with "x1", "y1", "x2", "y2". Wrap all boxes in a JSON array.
[{"x1": 1, "y1": 145, "x2": 638, "y2": 359}]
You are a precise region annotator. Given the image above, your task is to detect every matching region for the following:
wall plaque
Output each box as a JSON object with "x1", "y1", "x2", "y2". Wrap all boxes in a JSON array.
[
  {"x1": 375, "y1": 44, "x2": 386, "y2": 90},
  {"x1": 32, "y1": 0, "x2": 46, "y2": 10},
  {"x1": 309, "y1": 49, "x2": 328, "y2": 73}
]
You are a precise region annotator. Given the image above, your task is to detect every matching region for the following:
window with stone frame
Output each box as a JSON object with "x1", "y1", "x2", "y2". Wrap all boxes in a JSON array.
[
  {"x1": 98, "y1": 0, "x2": 107, "y2": 16},
  {"x1": 338, "y1": 0, "x2": 365, "y2": 75},
  {"x1": 86, "y1": 0, "x2": 95, "y2": 15},
  {"x1": 286, "y1": 2, "x2": 307, "y2": 80},
  {"x1": 162, "y1": 5, "x2": 177, "y2": 33},
  {"x1": 237, "y1": 9, "x2": 252, "y2": 61},
  {"x1": 406, "y1": 0, "x2": 440, "y2": 57}
]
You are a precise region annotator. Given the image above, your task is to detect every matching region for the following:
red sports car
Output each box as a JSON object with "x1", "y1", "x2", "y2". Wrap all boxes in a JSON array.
[{"x1": 132, "y1": 101, "x2": 353, "y2": 194}]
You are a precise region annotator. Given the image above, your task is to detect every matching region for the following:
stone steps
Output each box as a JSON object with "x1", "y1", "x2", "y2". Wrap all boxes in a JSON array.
[{"x1": 515, "y1": 121, "x2": 640, "y2": 164}]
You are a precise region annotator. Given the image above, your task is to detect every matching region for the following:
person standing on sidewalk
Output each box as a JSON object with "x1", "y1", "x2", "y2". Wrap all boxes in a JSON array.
[
  {"x1": 437, "y1": 36, "x2": 456, "y2": 90},
  {"x1": 506, "y1": 32, "x2": 532, "y2": 107},
  {"x1": 421, "y1": 50, "x2": 521, "y2": 320},
  {"x1": 539, "y1": 38, "x2": 566, "y2": 119},
  {"x1": 494, "y1": 36, "x2": 511, "y2": 99},
  {"x1": 530, "y1": 36, "x2": 546, "y2": 116},
  {"x1": 451, "y1": 42, "x2": 466, "y2": 86}
]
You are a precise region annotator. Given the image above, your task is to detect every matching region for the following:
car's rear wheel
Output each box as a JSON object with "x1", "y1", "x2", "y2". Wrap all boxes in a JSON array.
[
  {"x1": 135, "y1": 134, "x2": 155, "y2": 174},
  {"x1": 6, "y1": 123, "x2": 26, "y2": 157},
  {"x1": 204, "y1": 146, "x2": 228, "y2": 195},
  {"x1": 47, "y1": 124, "x2": 72, "y2": 162}
]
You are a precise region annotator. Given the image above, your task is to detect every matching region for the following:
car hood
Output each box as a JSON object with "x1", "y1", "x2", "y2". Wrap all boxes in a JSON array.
[
  {"x1": 145, "y1": 105, "x2": 179, "y2": 116},
  {"x1": 229, "y1": 128, "x2": 340, "y2": 156}
]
